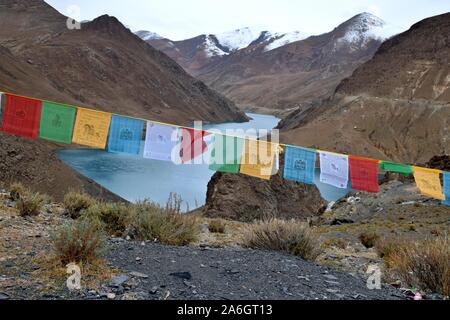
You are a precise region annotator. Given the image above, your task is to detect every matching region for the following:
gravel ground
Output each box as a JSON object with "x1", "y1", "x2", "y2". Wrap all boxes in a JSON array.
[{"x1": 104, "y1": 239, "x2": 406, "y2": 300}]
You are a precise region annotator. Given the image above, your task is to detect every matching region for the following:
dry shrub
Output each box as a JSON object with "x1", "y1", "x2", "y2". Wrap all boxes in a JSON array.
[
  {"x1": 242, "y1": 219, "x2": 321, "y2": 261},
  {"x1": 80, "y1": 202, "x2": 130, "y2": 236},
  {"x1": 52, "y1": 219, "x2": 106, "y2": 265},
  {"x1": 380, "y1": 236, "x2": 449, "y2": 296},
  {"x1": 17, "y1": 192, "x2": 46, "y2": 217},
  {"x1": 208, "y1": 219, "x2": 226, "y2": 234},
  {"x1": 128, "y1": 200, "x2": 198, "y2": 246},
  {"x1": 359, "y1": 232, "x2": 380, "y2": 249},
  {"x1": 9, "y1": 182, "x2": 27, "y2": 201},
  {"x1": 63, "y1": 191, "x2": 95, "y2": 219}
]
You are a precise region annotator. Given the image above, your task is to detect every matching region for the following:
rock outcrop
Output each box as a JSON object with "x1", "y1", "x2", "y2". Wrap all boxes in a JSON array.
[{"x1": 203, "y1": 170, "x2": 326, "y2": 222}]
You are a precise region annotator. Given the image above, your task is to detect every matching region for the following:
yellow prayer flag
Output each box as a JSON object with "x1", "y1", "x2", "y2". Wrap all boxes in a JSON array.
[
  {"x1": 72, "y1": 107, "x2": 112, "y2": 149},
  {"x1": 239, "y1": 139, "x2": 278, "y2": 180},
  {"x1": 413, "y1": 167, "x2": 445, "y2": 200}
]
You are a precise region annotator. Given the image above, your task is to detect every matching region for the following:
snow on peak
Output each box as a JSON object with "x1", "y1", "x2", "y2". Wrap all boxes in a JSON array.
[
  {"x1": 265, "y1": 31, "x2": 310, "y2": 52},
  {"x1": 214, "y1": 27, "x2": 269, "y2": 51},
  {"x1": 204, "y1": 35, "x2": 228, "y2": 57},
  {"x1": 135, "y1": 30, "x2": 163, "y2": 41},
  {"x1": 339, "y1": 13, "x2": 402, "y2": 45}
]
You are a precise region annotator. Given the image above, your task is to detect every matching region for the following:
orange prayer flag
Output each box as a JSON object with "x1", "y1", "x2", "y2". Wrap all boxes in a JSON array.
[
  {"x1": 239, "y1": 139, "x2": 278, "y2": 180},
  {"x1": 72, "y1": 108, "x2": 112, "y2": 149},
  {"x1": 413, "y1": 167, "x2": 445, "y2": 200}
]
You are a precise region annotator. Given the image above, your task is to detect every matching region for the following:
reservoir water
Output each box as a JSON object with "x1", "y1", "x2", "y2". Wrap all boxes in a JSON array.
[{"x1": 58, "y1": 113, "x2": 349, "y2": 210}]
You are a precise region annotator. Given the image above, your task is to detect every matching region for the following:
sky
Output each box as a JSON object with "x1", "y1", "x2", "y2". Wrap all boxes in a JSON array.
[{"x1": 45, "y1": 0, "x2": 450, "y2": 40}]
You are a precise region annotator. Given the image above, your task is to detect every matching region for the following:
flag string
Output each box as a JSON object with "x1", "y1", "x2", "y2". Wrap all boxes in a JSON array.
[{"x1": 0, "y1": 89, "x2": 443, "y2": 175}]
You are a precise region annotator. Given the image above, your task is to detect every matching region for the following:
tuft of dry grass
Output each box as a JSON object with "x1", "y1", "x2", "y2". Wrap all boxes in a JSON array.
[
  {"x1": 80, "y1": 202, "x2": 130, "y2": 236},
  {"x1": 242, "y1": 219, "x2": 321, "y2": 261},
  {"x1": 379, "y1": 236, "x2": 449, "y2": 296},
  {"x1": 17, "y1": 192, "x2": 47, "y2": 217},
  {"x1": 208, "y1": 219, "x2": 226, "y2": 234},
  {"x1": 51, "y1": 219, "x2": 106, "y2": 265},
  {"x1": 128, "y1": 200, "x2": 199, "y2": 246},
  {"x1": 359, "y1": 232, "x2": 380, "y2": 249},
  {"x1": 63, "y1": 191, "x2": 96, "y2": 219},
  {"x1": 9, "y1": 182, "x2": 27, "y2": 201}
]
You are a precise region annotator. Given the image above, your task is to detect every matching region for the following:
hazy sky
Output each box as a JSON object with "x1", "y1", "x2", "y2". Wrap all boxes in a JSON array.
[{"x1": 45, "y1": 0, "x2": 450, "y2": 40}]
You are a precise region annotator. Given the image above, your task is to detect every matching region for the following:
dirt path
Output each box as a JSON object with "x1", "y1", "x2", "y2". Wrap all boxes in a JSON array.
[{"x1": 104, "y1": 240, "x2": 405, "y2": 300}]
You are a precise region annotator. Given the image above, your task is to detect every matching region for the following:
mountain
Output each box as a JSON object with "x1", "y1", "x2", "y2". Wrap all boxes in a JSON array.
[
  {"x1": 195, "y1": 13, "x2": 401, "y2": 111},
  {"x1": 0, "y1": 0, "x2": 247, "y2": 124},
  {"x1": 134, "y1": 30, "x2": 162, "y2": 41},
  {"x1": 142, "y1": 27, "x2": 310, "y2": 75},
  {"x1": 0, "y1": 0, "x2": 247, "y2": 200},
  {"x1": 279, "y1": 12, "x2": 450, "y2": 164}
]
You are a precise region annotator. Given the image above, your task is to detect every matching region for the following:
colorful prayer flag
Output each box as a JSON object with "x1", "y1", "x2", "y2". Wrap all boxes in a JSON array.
[
  {"x1": 319, "y1": 152, "x2": 349, "y2": 189},
  {"x1": 107, "y1": 115, "x2": 144, "y2": 155},
  {"x1": 209, "y1": 134, "x2": 244, "y2": 173},
  {"x1": 39, "y1": 101, "x2": 76, "y2": 144},
  {"x1": 349, "y1": 156, "x2": 379, "y2": 193},
  {"x1": 379, "y1": 161, "x2": 413, "y2": 175},
  {"x1": 413, "y1": 167, "x2": 445, "y2": 200},
  {"x1": 240, "y1": 139, "x2": 277, "y2": 180},
  {"x1": 143, "y1": 122, "x2": 179, "y2": 161},
  {"x1": 442, "y1": 172, "x2": 450, "y2": 206},
  {"x1": 0, "y1": 94, "x2": 42, "y2": 139},
  {"x1": 283, "y1": 146, "x2": 316, "y2": 185},
  {"x1": 179, "y1": 128, "x2": 210, "y2": 164},
  {"x1": 72, "y1": 107, "x2": 111, "y2": 149}
]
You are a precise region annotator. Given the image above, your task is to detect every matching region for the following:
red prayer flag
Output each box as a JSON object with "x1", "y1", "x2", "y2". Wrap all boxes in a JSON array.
[
  {"x1": 349, "y1": 156, "x2": 379, "y2": 193},
  {"x1": 179, "y1": 128, "x2": 210, "y2": 163},
  {"x1": 1, "y1": 95, "x2": 42, "y2": 139}
]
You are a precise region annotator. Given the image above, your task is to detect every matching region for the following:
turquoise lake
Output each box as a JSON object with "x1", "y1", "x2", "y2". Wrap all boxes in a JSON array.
[{"x1": 58, "y1": 113, "x2": 350, "y2": 210}]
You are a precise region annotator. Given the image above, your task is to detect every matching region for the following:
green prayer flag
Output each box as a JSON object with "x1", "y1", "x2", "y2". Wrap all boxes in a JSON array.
[
  {"x1": 39, "y1": 101, "x2": 76, "y2": 144},
  {"x1": 379, "y1": 161, "x2": 413, "y2": 175},
  {"x1": 209, "y1": 134, "x2": 244, "y2": 174}
]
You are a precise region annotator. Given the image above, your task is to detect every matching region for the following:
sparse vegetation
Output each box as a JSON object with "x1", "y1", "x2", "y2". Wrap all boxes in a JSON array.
[
  {"x1": 381, "y1": 236, "x2": 449, "y2": 296},
  {"x1": 9, "y1": 182, "x2": 27, "y2": 201},
  {"x1": 52, "y1": 219, "x2": 106, "y2": 265},
  {"x1": 16, "y1": 192, "x2": 46, "y2": 217},
  {"x1": 80, "y1": 202, "x2": 130, "y2": 236},
  {"x1": 208, "y1": 219, "x2": 226, "y2": 234},
  {"x1": 63, "y1": 191, "x2": 95, "y2": 219},
  {"x1": 242, "y1": 219, "x2": 321, "y2": 261},
  {"x1": 359, "y1": 232, "x2": 380, "y2": 249},
  {"x1": 128, "y1": 200, "x2": 199, "y2": 246}
]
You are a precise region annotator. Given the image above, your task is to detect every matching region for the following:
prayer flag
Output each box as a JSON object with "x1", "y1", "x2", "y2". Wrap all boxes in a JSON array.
[
  {"x1": 441, "y1": 172, "x2": 450, "y2": 206},
  {"x1": 240, "y1": 139, "x2": 277, "y2": 180},
  {"x1": 209, "y1": 134, "x2": 244, "y2": 173},
  {"x1": 179, "y1": 128, "x2": 210, "y2": 164},
  {"x1": 0, "y1": 94, "x2": 42, "y2": 139},
  {"x1": 39, "y1": 101, "x2": 76, "y2": 144},
  {"x1": 319, "y1": 152, "x2": 349, "y2": 189},
  {"x1": 107, "y1": 115, "x2": 144, "y2": 155},
  {"x1": 349, "y1": 156, "x2": 379, "y2": 193},
  {"x1": 413, "y1": 167, "x2": 445, "y2": 200},
  {"x1": 143, "y1": 122, "x2": 179, "y2": 161},
  {"x1": 283, "y1": 146, "x2": 316, "y2": 185},
  {"x1": 379, "y1": 161, "x2": 413, "y2": 175},
  {"x1": 72, "y1": 108, "x2": 111, "y2": 149}
]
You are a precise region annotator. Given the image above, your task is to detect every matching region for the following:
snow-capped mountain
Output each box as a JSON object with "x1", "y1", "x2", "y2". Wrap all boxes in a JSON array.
[
  {"x1": 264, "y1": 31, "x2": 310, "y2": 51},
  {"x1": 135, "y1": 30, "x2": 162, "y2": 41},
  {"x1": 335, "y1": 13, "x2": 403, "y2": 51},
  {"x1": 214, "y1": 27, "x2": 271, "y2": 51}
]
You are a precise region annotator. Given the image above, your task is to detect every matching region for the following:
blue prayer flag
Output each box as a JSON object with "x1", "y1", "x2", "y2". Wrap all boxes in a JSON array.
[
  {"x1": 107, "y1": 115, "x2": 144, "y2": 155},
  {"x1": 283, "y1": 146, "x2": 316, "y2": 185},
  {"x1": 443, "y1": 172, "x2": 450, "y2": 206}
]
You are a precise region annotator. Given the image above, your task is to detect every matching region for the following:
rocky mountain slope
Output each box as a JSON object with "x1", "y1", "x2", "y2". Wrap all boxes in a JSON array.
[
  {"x1": 0, "y1": 0, "x2": 247, "y2": 124},
  {"x1": 279, "y1": 13, "x2": 450, "y2": 164},
  {"x1": 0, "y1": 0, "x2": 248, "y2": 199}
]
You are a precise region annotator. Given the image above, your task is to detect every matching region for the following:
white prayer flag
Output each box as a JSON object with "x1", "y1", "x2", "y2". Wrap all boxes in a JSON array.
[
  {"x1": 319, "y1": 152, "x2": 349, "y2": 189},
  {"x1": 143, "y1": 122, "x2": 179, "y2": 162}
]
